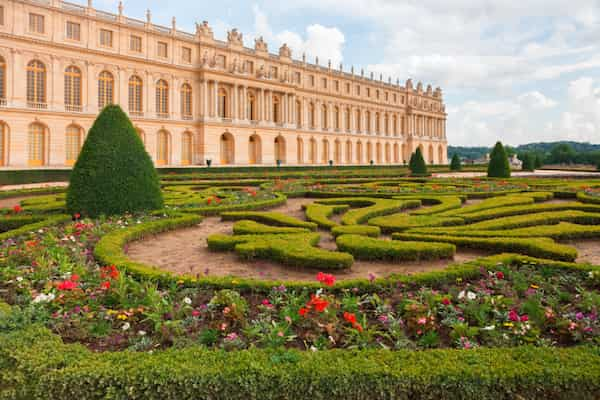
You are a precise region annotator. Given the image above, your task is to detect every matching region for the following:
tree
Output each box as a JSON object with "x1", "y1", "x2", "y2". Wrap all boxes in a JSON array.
[
  {"x1": 487, "y1": 141, "x2": 511, "y2": 178},
  {"x1": 67, "y1": 105, "x2": 163, "y2": 217},
  {"x1": 409, "y1": 148, "x2": 428, "y2": 175},
  {"x1": 450, "y1": 154, "x2": 462, "y2": 171},
  {"x1": 549, "y1": 143, "x2": 576, "y2": 164},
  {"x1": 520, "y1": 152, "x2": 535, "y2": 171},
  {"x1": 534, "y1": 153, "x2": 544, "y2": 169}
]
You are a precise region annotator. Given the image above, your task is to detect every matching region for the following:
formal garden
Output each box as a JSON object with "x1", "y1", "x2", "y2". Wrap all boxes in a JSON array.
[{"x1": 0, "y1": 106, "x2": 599, "y2": 399}]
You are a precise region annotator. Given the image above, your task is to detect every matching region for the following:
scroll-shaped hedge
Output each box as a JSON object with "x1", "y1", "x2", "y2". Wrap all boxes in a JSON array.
[
  {"x1": 220, "y1": 211, "x2": 317, "y2": 230},
  {"x1": 232, "y1": 220, "x2": 310, "y2": 235},
  {"x1": 304, "y1": 203, "x2": 349, "y2": 229},
  {"x1": 315, "y1": 197, "x2": 421, "y2": 225},
  {"x1": 368, "y1": 214, "x2": 464, "y2": 233},
  {"x1": 331, "y1": 225, "x2": 381, "y2": 238},
  {"x1": 207, "y1": 233, "x2": 354, "y2": 269},
  {"x1": 336, "y1": 234, "x2": 455, "y2": 261}
]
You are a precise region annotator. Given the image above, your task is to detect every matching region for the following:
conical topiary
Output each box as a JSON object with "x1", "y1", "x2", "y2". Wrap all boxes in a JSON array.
[
  {"x1": 409, "y1": 148, "x2": 428, "y2": 175},
  {"x1": 67, "y1": 105, "x2": 163, "y2": 217},
  {"x1": 487, "y1": 141, "x2": 511, "y2": 178},
  {"x1": 450, "y1": 154, "x2": 462, "y2": 171}
]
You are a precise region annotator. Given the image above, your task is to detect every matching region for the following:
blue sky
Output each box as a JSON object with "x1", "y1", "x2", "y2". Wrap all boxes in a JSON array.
[{"x1": 88, "y1": 0, "x2": 600, "y2": 147}]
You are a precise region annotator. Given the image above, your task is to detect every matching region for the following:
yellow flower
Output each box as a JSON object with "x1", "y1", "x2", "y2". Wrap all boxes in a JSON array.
[
  {"x1": 117, "y1": 314, "x2": 128, "y2": 320},
  {"x1": 503, "y1": 322, "x2": 514, "y2": 328},
  {"x1": 231, "y1": 279, "x2": 239, "y2": 285},
  {"x1": 530, "y1": 284, "x2": 539, "y2": 289},
  {"x1": 106, "y1": 309, "x2": 117, "y2": 315}
]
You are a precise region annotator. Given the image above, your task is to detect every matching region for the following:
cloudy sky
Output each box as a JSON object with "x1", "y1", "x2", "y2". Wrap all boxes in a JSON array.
[{"x1": 89, "y1": 0, "x2": 600, "y2": 147}]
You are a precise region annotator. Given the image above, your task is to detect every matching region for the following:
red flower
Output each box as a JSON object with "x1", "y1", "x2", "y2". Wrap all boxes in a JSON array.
[
  {"x1": 206, "y1": 197, "x2": 212, "y2": 205},
  {"x1": 520, "y1": 314, "x2": 529, "y2": 322},
  {"x1": 299, "y1": 307, "x2": 309, "y2": 317},
  {"x1": 441, "y1": 298, "x2": 451, "y2": 306},
  {"x1": 215, "y1": 197, "x2": 222, "y2": 204},
  {"x1": 192, "y1": 310, "x2": 201, "y2": 317},
  {"x1": 100, "y1": 281, "x2": 111, "y2": 290},
  {"x1": 57, "y1": 280, "x2": 78, "y2": 291},
  {"x1": 496, "y1": 271, "x2": 505, "y2": 280},
  {"x1": 508, "y1": 309, "x2": 520, "y2": 322},
  {"x1": 343, "y1": 312, "x2": 357, "y2": 325},
  {"x1": 308, "y1": 295, "x2": 329, "y2": 313},
  {"x1": 74, "y1": 213, "x2": 81, "y2": 220},
  {"x1": 316, "y1": 272, "x2": 336, "y2": 287},
  {"x1": 12, "y1": 205, "x2": 22, "y2": 213},
  {"x1": 100, "y1": 265, "x2": 120, "y2": 280},
  {"x1": 70, "y1": 274, "x2": 80, "y2": 282}
]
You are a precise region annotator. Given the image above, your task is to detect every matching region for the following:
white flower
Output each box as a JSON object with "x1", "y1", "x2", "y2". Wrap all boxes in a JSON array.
[
  {"x1": 482, "y1": 325, "x2": 495, "y2": 331},
  {"x1": 467, "y1": 291, "x2": 477, "y2": 300},
  {"x1": 183, "y1": 297, "x2": 192, "y2": 305},
  {"x1": 16, "y1": 276, "x2": 23, "y2": 282},
  {"x1": 32, "y1": 293, "x2": 55, "y2": 304},
  {"x1": 122, "y1": 322, "x2": 131, "y2": 331},
  {"x1": 138, "y1": 330, "x2": 147, "y2": 336},
  {"x1": 310, "y1": 346, "x2": 318, "y2": 352}
]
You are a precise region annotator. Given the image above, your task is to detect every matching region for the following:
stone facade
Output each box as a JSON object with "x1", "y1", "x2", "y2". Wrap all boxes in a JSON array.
[{"x1": 0, "y1": 0, "x2": 448, "y2": 168}]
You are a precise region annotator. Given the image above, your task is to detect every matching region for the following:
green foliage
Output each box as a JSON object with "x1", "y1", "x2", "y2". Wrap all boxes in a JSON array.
[
  {"x1": 519, "y1": 152, "x2": 536, "y2": 171},
  {"x1": 330, "y1": 225, "x2": 381, "y2": 238},
  {"x1": 487, "y1": 141, "x2": 511, "y2": 178},
  {"x1": 232, "y1": 220, "x2": 310, "y2": 235},
  {"x1": 409, "y1": 148, "x2": 428, "y2": 175},
  {"x1": 450, "y1": 154, "x2": 462, "y2": 171},
  {"x1": 304, "y1": 203, "x2": 349, "y2": 229},
  {"x1": 66, "y1": 105, "x2": 163, "y2": 217},
  {"x1": 337, "y1": 234, "x2": 455, "y2": 261},
  {"x1": 220, "y1": 211, "x2": 317, "y2": 230},
  {"x1": 316, "y1": 198, "x2": 420, "y2": 225},
  {"x1": 549, "y1": 143, "x2": 577, "y2": 164},
  {"x1": 0, "y1": 215, "x2": 71, "y2": 242},
  {"x1": 368, "y1": 213, "x2": 464, "y2": 233}
]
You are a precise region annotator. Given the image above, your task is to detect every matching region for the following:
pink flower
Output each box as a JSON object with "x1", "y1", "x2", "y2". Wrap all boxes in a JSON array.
[
  {"x1": 277, "y1": 331, "x2": 284, "y2": 337},
  {"x1": 223, "y1": 307, "x2": 231, "y2": 315},
  {"x1": 508, "y1": 309, "x2": 520, "y2": 322},
  {"x1": 441, "y1": 298, "x2": 451, "y2": 306},
  {"x1": 520, "y1": 314, "x2": 529, "y2": 322},
  {"x1": 417, "y1": 317, "x2": 427, "y2": 325},
  {"x1": 495, "y1": 271, "x2": 504, "y2": 280},
  {"x1": 316, "y1": 272, "x2": 336, "y2": 287},
  {"x1": 261, "y1": 299, "x2": 273, "y2": 308},
  {"x1": 192, "y1": 310, "x2": 201, "y2": 317}
]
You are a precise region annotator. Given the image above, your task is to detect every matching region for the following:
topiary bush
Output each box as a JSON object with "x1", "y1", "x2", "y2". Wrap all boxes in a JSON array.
[
  {"x1": 409, "y1": 148, "x2": 428, "y2": 175},
  {"x1": 66, "y1": 105, "x2": 163, "y2": 217},
  {"x1": 487, "y1": 141, "x2": 511, "y2": 178},
  {"x1": 450, "y1": 154, "x2": 462, "y2": 171}
]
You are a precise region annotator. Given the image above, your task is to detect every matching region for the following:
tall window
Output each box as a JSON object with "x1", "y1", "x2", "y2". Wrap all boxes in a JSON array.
[
  {"x1": 29, "y1": 13, "x2": 44, "y2": 34},
  {"x1": 65, "y1": 125, "x2": 81, "y2": 165},
  {"x1": 321, "y1": 105, "x2": 328, "y2": 130},
  {"x1": 273, "y1": 96, "x2": 280, "y2": 123},
  {"x1": 181, "y1": 83, "x2": 192, "y2": 119},
  {"x1": 0, "y1": 6, "x2": 4, "y2": 26},
  {"x1": 355, "y1": 110, "x2": 361, "y2": 132},
  {"x1": 157, "y1": 41, "x2": 168, "y2": 58},
  {"x1": 98, "y1": 71, "x2": 114, "y2": 109},
  {"x1": 0, "y1": 56, "x2": 5, "y2": 102},
  {"x1": 66, "y1": 21, "x2": 80, "y2": 41},
  {"x1": 181, "y1": 131, "x2": 192, "y2": 165},
  {"x1": 64, "y1": 66, "x2": 82, "y2": 111},
  {"x1": 247, "y1": 93, "x2": 256, "y2": 120},
  {"x1": 334, "y1": 106, "x2": 340, "y2": 130},
  {"x1": 128, "y1": 75, "x2": 143, "y2": 115},
  {"x1": 0, "y1": 122, "x2": 6, "y2": 166},
  {"x1": 157, "y1": 130, "x2": 169, "y2": 165},
  {"x1": 100, "y1": 29, "x2": 113, "y2": 47},
  {"x1": 295, "y1": 100, "x2": 302, "y2": 127},
  {"x1": 130, "y1": 35, "x2": 142, "y2": 52},
  {"x1": 182, "y1": 47, "x2": 192, "y2": 63},
  {"x1": 26, "y1": 60, "x2": 46, "y2": 107},
  {"x1": 156, "y1": 80, "x2": 169, "y2": 117},
  {"x1": 28, "y1": 123, "x2": 45, "y2": 166},
  {"x1": 309, "y1": 103, "x2": 315, "y2": 128},
  {"x1": 218, "y1": 88, "x2": 227, "y2": 118},
  {"x1": 365, "y1": 111, "x2": 371, "y2": 134}
]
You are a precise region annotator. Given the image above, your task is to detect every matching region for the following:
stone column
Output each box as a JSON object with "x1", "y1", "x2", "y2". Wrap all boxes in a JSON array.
[
  {"x1": 202, "y1": 80, "x2": 208, "y2": 118},
  {"x1": 242, "y1": 86, "x2": 247, "y2": 120},
  {"x1": 232, "y1": 84, "x2": 238, "y2": 121},
  {"x1": 213, "y1": 80, "x2": 219, "y2": 118}
]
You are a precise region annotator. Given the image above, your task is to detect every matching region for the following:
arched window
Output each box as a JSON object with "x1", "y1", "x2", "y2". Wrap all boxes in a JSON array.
[
  {"x1": 181, "y1": 131, "x2": 193, "y2": 165},
  {"x1": 309, "y1": 138, "x2": 317, "y2": 164},
  {"x1": 384, "y1": 114, "x2": 389, "y2": 136},
  {"x1": 345, "y1": 140, "x2": 352, "y2": 164},
  {"x1": 355, "y1": 109, "x2": 361, "y2": 132},
  {"x1": 375, "y1": 112, "x2": 381, "y2": 134},
  {"x1": 274, "y1": 136, "x2": 286, "y2": 163},
  {"x1": 157, "y1": 130, "x2": 170, "y2": 165},
  {"x1": 297, "y1": 137, "x2": 304, "y2": 164},
  {"x1": 365, "y1": 111, "x2": 371, "y2": 134},
  {"x1": 356, "y1": 141, "x2": 363, "y2": 164},
  {"x1": 98, "y1": 71, "x2": 114, "y2": 109},
  {"x1": 156, "y1": 79, "x2": 169, "y2": 118},
  {"x1": 393, "y1": 115, "x2": 398, "y2": 136},
  {"x1": 385, "y1": 142, "x2": 391, "y2": 163},
  {"x1": 247, "y1": 93, "x2": 256, "y2": 121},
  {"x1": 296, "y1": 100, "x2": 302, "y2": 127},
  {"x1": 249, "y1": 134, "x2": 261, "y2": 164},
  {"x1": 334, "y1": 140, "x2": 341, "y2": 164},
  {"x1": 321, "y1": 139, "x2": 330, "y2": 163},
  {"x1": 345, "y1": 108, "x2": 351, "y2": 132},
  {"x1": 136, "y1": 128, "x2": 145, "y2": 145},
  {"x1": 0, "y1": 122, "x2": 7, "y2": 166},
  {"x1": 128, "y1": 75, "x2": 143, "y2": 115},
  {"x1": 181, "y1": 83, "x2": 192, "y2": 119},
  {"x1": 27, "y1": 60, "x2": 46, "y2": 108},
  {"x1": 334, "y1": 106, "x2": 340, "y2": 130},
  {"x1": 64, "y1": 66, "x2": 82, "y2": 111},
  {"x1": 220, "y1": 132, "x2": 234, "y2": 164},
  {"x1": 218, "y1": 88, "x2": 227, "y2": 118},
  {"x1": 65, "y1": 124, "x2": 82, "y2": 165},
  {"x1": 321, "y1": 104, "x2": 328, "y2": 130},
  {"x1": 0, "y1": 57, "x2": 5, "y2": 102},
  {"x1": 28, "y1": 122, "x2": 45, "y2": 166}
]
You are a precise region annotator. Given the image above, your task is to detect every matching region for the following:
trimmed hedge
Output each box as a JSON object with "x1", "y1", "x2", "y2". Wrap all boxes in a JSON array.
[
  {"x1": 0, "y1": 214, "x2": 71, "y2": 241},
  {"x1": 0, "y1": 215, "x2": 46, "y2": 232},
  {"x1": 453, "y1": 201, "x2": 600, "y2": 223},
  {"x1": 316, "y1": 197, "x2": 421, "y2": 225},
  {"x1": 220, "y1": 211, "x2": 317, "y2": 230},
  {"x1": 232, "y1": 220, "x2": 310, "y2": 235},
  {"x1": 439, "y1": 195, "x2": 536, "y2": 217},
  {"x1": 368, "y1": 214, "x2": 464, "y2": 233},
  {"x1": 487, "y1": 141, "x2": 511, "y2": 178},
  {"x1": 337, "y1": 234, "x2": 455, "y2": 261},
  {"x1": 392, "y1": 232, "x2": 578, "y2": 262},
  {"x1": 577, "y1": 191, "x2": 600, "y2": 204},
  {"x1": 180, "y1": 192, "x2": 287, "y2": 215},
  {"x1": 462, "y1": 210, "x2": 600, "y2": 231},
  {"x1": 2, "y1": 325, "x2": 600, "y2": 400},
  {"x1": 405, "y1": 195, "x2": 464, "y2": 215},
  {"x1": 304, "y1": 203, "x2": 349, "y2": 229},
  {"x1": 331, "y1": 225, "x2": 381, "y2": 238},
  {"x1": 207, "y1": 233, "x2": 354, "y2": 269}
]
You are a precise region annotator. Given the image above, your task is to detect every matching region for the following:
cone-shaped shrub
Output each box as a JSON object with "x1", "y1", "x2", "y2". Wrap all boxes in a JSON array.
[
  {"x1": 487, "y1": 141, "x2": 511, "y2": 178},
  {"x1": 67, "y1": 105, "x2": 163, "y2": 217},
  {"x1": 409, "y1": 148, "x2": 428, "y2": 175},
  {"x1": 450, "y1": 154, "x2": 462, "y2": 171}
]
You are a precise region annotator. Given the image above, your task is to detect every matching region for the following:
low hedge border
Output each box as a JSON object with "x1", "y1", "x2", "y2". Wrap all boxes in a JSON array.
[
  {"x1": 331, "y1": 225, "x2": 381, "y2": 238},
  {"x1": 451, "y1": 201, "x2": 600, "y2": 223},
  {"x1": 577, "y1": 191, "x2": 600, "y2": 204},
  {"x1": 336, "y1": 234, "x2": 456, "y2": 261},
  {"x1": 2, "y1": 325, "x2": 600, "y2": 400},
  {"x1": 177, "y1": 192, "x2": 287, "y2": 216},
  {"x1": 315, "y1": 197, "x2": 421, "y2": 225},
  {"x1": 368, "y1": 214, "x2": 465, "y2": 233},
  {"x1": 0, "y1": 214, "x2": 71, "y2": 241},
  {"x1": 402, "y1": 195, "x2": 464, "y2": 215},
  {"x1": 220, "y1": 210, "x2": 317, "y2": 230},
  {"x1": 207, "y1": 232, "x2": 354, "y2": 270},
  {"x1": 392, "y1": 232, "x2": 578, "y2": 262},
  {"x1": 0, "y1": 186, "x2": 66, "y2": 200},
  {"x1": 303, "y1": 203, "x2": 349, "y2": 229},
  {"x1": 461, "y1": 210, "x2": 600, "y2": 231},
  {"x1": 0, "y1": 215, "x2": 47, "y2": 232},
  {"x1": 232, "y1": 220, "x2": 310, "y2": 235}
]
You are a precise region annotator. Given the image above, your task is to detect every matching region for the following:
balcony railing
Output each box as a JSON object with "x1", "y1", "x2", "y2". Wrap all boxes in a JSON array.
[
  {"x1": 181, "y1": 114, "x2": 193, "y2": 120},
  {"x1": 0, "y1": 98, "x2": 6, "y2": 107},
  {"x1": 156, "y1": 112, "x2": 170, "y2": 119},
  {"x1": 27, "y1": 101, "x2": 47, "y2": 109},
  {"x1": 129, "y1": 111, "x2": 144, "y2": 118},
  {"x1": 65, "y1": 104, "x2": 82, "y2": 112}
]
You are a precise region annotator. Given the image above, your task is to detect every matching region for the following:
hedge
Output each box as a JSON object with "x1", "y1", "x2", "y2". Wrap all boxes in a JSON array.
[
  {"x1": 207, "y1": 233, "x2": 354, "y2": 269},
  {"x1": 304, "y1": 203, "x2": 349, "y2": 229},
  {"x1": 174, "y1": 192, "x2": 287, "y2": 215},
  {"x1": 451, "y1": 201, "x2": 600, "y2": 223},
  {"x1": 368, "y1": 214, "x2": 464, "y2": 233},
  {"x1": 392, "y1": 232, "x2": 578, "y2": 262},
  {"x1": 577, "y1": 191, "x2": 600, "y2": 204},
  {"x1": 0, "y1": 186, "x2": 66, "y2": 200},
  {"x1": 439, "y1": 195, "x2": 536, "y2": 217},
  {"x1": 0, "y1": 214, "x2": 71, "y2": 241},
  {"x1": 337, "y1": 234, "x2": 455, "y2": 261},
  {"x1": 403, "y1": 195, "x2": 464, "y2": 215},
  {"x1": 462, "y1": 210, "x2": 600, "y2": 231},
  {"x1": 0, "y1": 215, "x2": 47, "y2": 232},
  {"x1": 232, "y1": 220, "x2": 310, "y2": 235},
  {"x1": 2, "y1": 325, "x2": 599, "y2": 400},
  {"x1": 220, "y1": 210, "x2": 317, "y2": 230},
  {"x1": 315, "y1": 197, "x2": 421, "y2": 225},
  {"x1": 331, "y1": 225, "x2": 381, "y2": 238}
]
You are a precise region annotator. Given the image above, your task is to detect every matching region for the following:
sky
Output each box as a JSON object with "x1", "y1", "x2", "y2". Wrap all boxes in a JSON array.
[{"x1": 87, "y1": 0, "x2": 600, "y2": 147}]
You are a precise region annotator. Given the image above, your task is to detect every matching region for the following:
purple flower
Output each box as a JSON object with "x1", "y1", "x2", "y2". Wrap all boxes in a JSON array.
[
  {"x1": 576, "y1": 312, "x2": 584, "y2": 320},
  {"x1": 368, "y1": 273, "x2": 376, "y2": 282}
]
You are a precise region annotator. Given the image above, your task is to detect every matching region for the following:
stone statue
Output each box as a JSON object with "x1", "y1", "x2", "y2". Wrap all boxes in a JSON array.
[
  {"x1": 279, "y1": 43, "x2": 292, "y2": 58},
  {"x1": 257, "y1": 64, "x2": 266, "y2": 78},
  {"x1": 196, "y1": 21, "x2": 213, "y2": 39},
  {"x1": 227, "y1": 29, "x2": 243, "y2": 46},
  {"x1": 255, "y1": 36, "x2": 268, "y2": 52},
  {"x1": 405, "y1": 78, "x2": 413, "y2": 90}
]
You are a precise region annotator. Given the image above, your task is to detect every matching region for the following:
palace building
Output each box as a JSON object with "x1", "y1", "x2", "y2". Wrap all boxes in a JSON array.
[{"x1": 0, "y1": 0, "x2": 448, "y2": 168}]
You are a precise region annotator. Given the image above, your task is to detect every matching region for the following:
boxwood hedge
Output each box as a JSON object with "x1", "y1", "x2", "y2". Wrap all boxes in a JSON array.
[{"x1": 336, "y1": 234, "x2": 456, "y2": 261}]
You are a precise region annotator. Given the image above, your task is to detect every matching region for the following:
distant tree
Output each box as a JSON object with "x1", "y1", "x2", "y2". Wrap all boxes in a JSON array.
[
  {"x1": 487, "y1": 141, "x2": 511, "y2": 178},
  {"x1": 549, "y1": 143, "x2": 576, "y2": 164},
  {"x1": 534, "y1": 153, "x2": 544, "y2": 169},
  {"x1": 409, "y1": 148, "x2": 428, "y2": 175},
  {"x1": 520, "y1": 152, "x2": 535, "y2": 171},
  {"x1": 450, "y1": 154, "x2": 462, "y2": 171}
]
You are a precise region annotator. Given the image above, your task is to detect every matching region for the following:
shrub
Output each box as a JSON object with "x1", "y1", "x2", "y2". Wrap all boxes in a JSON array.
[
  {"x1": 331, "y1": 225, "x2": 381, "y2": 238},
  {"x1": 66, "y1": 105, "x2": 163, "y2": 217},
  {"x1": 232, "y1": 220, "x2": 310, "y2": 235},
  {"x1": 0, "y1": 214, "x2": 71, "y2": 242},
  {"x1": 220, "y1": 211, "x2": 317, "y2": 230},
  {"x1": 450, "y1": 154, "x2": 462, "y2": 171},
  {"x1": 520, "y1": 152, "x2": 535, "y2": 171},
  {"x1": 304, "y1": 203, "x2": 349, "y2": 229},
  {"x1": 450, "y1": 201, "x2": 600, "y2": 223},
  {"x1": 316, "y1": 198, "x2": 420, "y2": 225},
  {"x1": 369, "y1": 214, "x2": 464, "y2": 233},
  {"x1": 463, "y1": 210, "x2": 600, "y2": 231},
  {"x1": 337, "y1": 234, "x2": 455, "y2": 261},
  {"x1": 440, "y1": 195, "x2": 535, "y2": 217},
  {"x1": 487, "y1": 141, "x2": 511, "y2": 178},
  {"x1": 407, "y1": 196, "x2": 464, "y2": 215},
  {"x1": 409, "y1": 148, "x2": 427, "y2": 175}
]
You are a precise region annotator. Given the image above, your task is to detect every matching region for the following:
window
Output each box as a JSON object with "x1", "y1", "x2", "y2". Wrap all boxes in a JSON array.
[
  {"x1": 181, "y1": 83, "x2": 192, "y2": 119},
  {"x1": 273, "y1": 96, "x2": 280, "y2": 123},
  {"x1": 182, "y1": 47, "x2": 192, "y2": 63},
  {"x1": 356, "y1": 85, "x2": 361, "y2": 95},
  {"x1": 64, "y1": 66, "x2": 82, "y2": 111},
  {"x1": 366, "y1": 88, "x2": 371, "y2": 97},
  {"x1": 130, "y1": 35, "x2": 142, "y2": 52},
  {"x1": 28, "y1": 123, "x2": 45, "y2": 166},
  {"x1": 66, "y1": 21, "x2": 80, "y2": 41},
  {"x1": 157, "y1": 41, "x2": 168, "y2": 58},
  {"x1": 26, "y1": 60, "x2": 46, "y2": 107},
  {"x1": 0, "y1": 6, "x2": 4, "y2": 26},
  {"x1": 128, "y1": 75, "x2": 143, "y2": 114},
  {"x1": 157, "y1": 130, "x2": 169, "y2": 165},
  {"x1": 345, "y1": 82, "x2": 350, "y2": 93},
  {"x1": 294, "y1": 72, "x2": 301, "y2": 84},
  {"x1": 393, "y1": 93, "x2": 397, "y2": 103},
  {"x1": 29, "y1": 13, "x2": 44, "y2": 34},
  {"x1": 334, "y1": 80, "x2": 339, "y2": 91},
  {"x1": 322, "y1": 77, "x2": 327, "y2": 89},
  {"x1": 309, "y1": 75, "x2": 315, "y2": 87},
  {"x1": 0, "y1": 122, "x2": 6, "y2": 166},
  {"x1": 181, "y1": 132, "x2": 192, "y2": 165},
  {"x1": 218, "y1": 88, "x2": 227, "y2": 118},
  {"x1": 385, "y1": 92, "x2": 389, "y2": 101},
  {"x1": 216, "y1": 55, "x2": 226, "y2": 68},
  {"x1": 244, "y1": 60, "x2": 254, "y2": 74},
  {"x1": 270, "y1": 66, "x2": 278, "y2": 79},
  {"x1": 65, "y1": 125, "x2": 81, "y2": 166},
  {"x1": 156, "y1": 79, "x2": 169, "y2": 117},
  {"x1": 0, "y1": 56, "x2": 5, "y2": 101},
  {"x1": 100, "y1": 29, "x2": 113, "y2": 47},
  {"x1": 98, "y1": 71, "x2": 114, "y2": 109}
]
